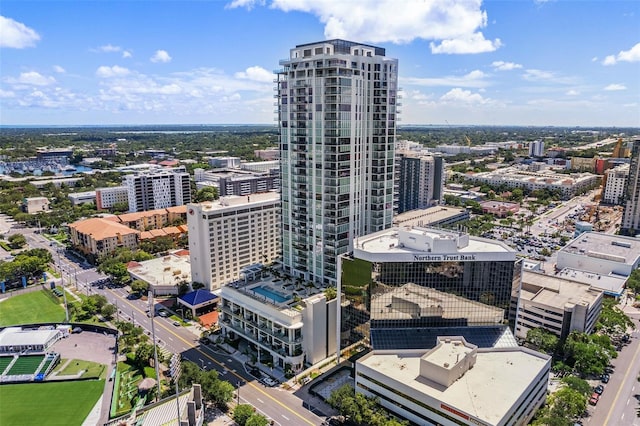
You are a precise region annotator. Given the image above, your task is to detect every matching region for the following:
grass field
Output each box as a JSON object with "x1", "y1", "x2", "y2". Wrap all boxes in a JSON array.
[
  {"x1": 0, "y1": 289, "x2": 65, "y2": 326},
  {"x1": 0, "y1": 380, "x2": 105, "y2": 426},
  {"x1": 59, "y1": 359, "x2": 106, "y2": 379}
]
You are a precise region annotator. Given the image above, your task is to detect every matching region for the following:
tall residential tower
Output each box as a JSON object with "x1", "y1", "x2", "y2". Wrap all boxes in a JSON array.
[
  {"x1": 621, "y1": 139, "x2": 640, "y2": 236},
  {"x1": 276, "y1": 39, "x2": 399, "y2": 286}
]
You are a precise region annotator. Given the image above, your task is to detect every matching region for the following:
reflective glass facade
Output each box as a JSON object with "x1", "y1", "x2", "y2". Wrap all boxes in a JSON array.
[{"x1": 340, "y1": 256, "x2": 522, "y2": 349}]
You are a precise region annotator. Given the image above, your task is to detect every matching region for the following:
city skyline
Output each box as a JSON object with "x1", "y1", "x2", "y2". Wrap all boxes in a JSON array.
[{"x1": 1, "y1": 0, "x2": 639, "y2": 127}]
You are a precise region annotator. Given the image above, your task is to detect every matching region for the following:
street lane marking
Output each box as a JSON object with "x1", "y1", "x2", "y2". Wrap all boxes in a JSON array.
[
  {"x1": 110, "y1": 290, "x2": 316, "y2": 425},
  {"x1": 603, "y1": 330, "x2": 640, "y2": 426},
  {"x1": 282, "y1": 415, "x2": 289, "y2": 421},
  {"x1": 257, "y1": 398, "x2": 264, "y2": 404}
]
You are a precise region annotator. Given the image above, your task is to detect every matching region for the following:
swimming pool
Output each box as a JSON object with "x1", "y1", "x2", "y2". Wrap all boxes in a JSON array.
[{"x1": 253, "y1": 286, "x2": 291, "y2": 303}]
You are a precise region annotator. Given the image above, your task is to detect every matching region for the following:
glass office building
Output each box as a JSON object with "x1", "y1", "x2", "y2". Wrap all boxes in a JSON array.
[{"x1": 339, "y1": 226, "x2": 522, "y2": 350}]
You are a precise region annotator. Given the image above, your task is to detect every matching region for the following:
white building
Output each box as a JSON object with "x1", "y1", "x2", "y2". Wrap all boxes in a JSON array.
[
  {"x1": 187, "y1": 192, "x2": 281, "y2": 290},
  {"x1": 68, "y1": 191, "x2": 96, "y2": 206},
  {"x1": 276, "y1": 39, "x2": 399, "y2": 286},
  {"x1": 396, "y1": 152, "x2": 445, "y2": 213},
  {"x1": 219, "y1": 272, "x2": 337, "y2": 370},
  {"x1": 209, "y1": 157, "x2": 241, "y2": 169},
  {"x1": 95, "y1": 185, "x2": 129, "y2": 210},
  {"x1": 355, "y1": 336, "x2": 550, "y2": 426},
  {"x1": 516, "y1": 271, "x2": 603, "y2": 340},
  {"x1": 465, "y1": 166, "x2": 599, "y2": 200},
  {"x1": 603, "y1": 163, "x2": 629, "y2": 205},
  {"x1": 128, "y1": 250, "x2": 192, "y2": 296},
  {"x1": 22, "y1": 197, "x2": 50, "y2": 214},
  {"x1": 241, "y1": 160, "x2": 280, "y2": 174},
  {"x1": 529, "y1": 140, "x2": 545, "y2": 157},
  {"x1": 125, "y1": 167, "x2": 191, "y2": 213}
]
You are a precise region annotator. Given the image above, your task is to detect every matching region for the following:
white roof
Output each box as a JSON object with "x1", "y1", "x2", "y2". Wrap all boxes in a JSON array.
[
  {"x1": 359, "y1": 347, "x2": 550, "y2": 425},
  {"x1": 0, "y1": 328, "x2": 60, "y2": 347},
  {"x1": 560, "y1": 232, "x2": 640, "y2": 266}
]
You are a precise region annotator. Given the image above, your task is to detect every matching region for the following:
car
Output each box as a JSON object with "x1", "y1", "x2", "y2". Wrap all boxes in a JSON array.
[
  {"x1": 589, "y1": 393, "x2": 599, "y2": 406},
  {"x1": 173, "y1": 321, "x2": 181, "y2": 327},
  {"x1": 261, "y1": 377, "x2": 278, "y2": 387},
  {"x1": 158, "y1": 310, "x2": 169, "y2": 317},
  {"x1": 594, "y1": 384, "x2": 604, "y2": 395},
  {"x1": 600, "y1": 373, "x2": 610, "y2": 383}
]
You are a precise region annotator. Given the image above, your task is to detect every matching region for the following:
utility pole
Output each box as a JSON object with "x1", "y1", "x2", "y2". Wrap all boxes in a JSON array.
[{"x1": 149, "y1": 290, "x2": 161, "y2": 401}]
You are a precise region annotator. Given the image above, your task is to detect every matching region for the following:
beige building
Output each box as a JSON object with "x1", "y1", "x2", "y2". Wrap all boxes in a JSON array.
[
  {"x1": 356, "y1": 336, "x2": 550, "y2": 426},
  {"x1": 69, "y1": 217, "x2": 140, "y2": 257},
  {"x1": 188, "y1": 192, "x2": 281, "y2": 290},
  {"x1": 22, "y1": 197, "x2": 50, "y2": 214},
  {"x1": 516, "y1": 271, "x2": 603, "y2": 340}
]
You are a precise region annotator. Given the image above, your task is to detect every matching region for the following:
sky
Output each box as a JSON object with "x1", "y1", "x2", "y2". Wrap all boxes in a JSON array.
[{"x1": 1, "y1": 0, "x2": 639, "y2": 127}]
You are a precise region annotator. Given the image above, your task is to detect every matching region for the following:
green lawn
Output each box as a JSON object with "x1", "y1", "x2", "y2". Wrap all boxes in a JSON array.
[
  {"x1": 0, "y1": 380, "x2": 105, "y2": 426},
  {"x1": 59, "y1": 359, "x2": 106, "y2": 379},
  {"x1": 0, "y1": 290, "x2": 66, "y2": 326}
]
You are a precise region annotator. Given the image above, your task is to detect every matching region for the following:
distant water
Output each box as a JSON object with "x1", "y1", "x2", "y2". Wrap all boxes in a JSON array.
[{"x1": 0, "y1": 164, "x2": 93, "y2": 176}]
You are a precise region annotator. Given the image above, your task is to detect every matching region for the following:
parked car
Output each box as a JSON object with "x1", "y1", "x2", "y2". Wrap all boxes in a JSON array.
[
  {"x1": 589, "y1": 393, "x2": 599, "y2": 406},
  {"x1": 173, "y1": 321, "x2": 181, "y2": 327},
  {"x1": 601, "y1": 373, "x2": 610, "y2": 383},
  {"x1": 594, "y1": 384, "x2": 604, "y2": 395}
]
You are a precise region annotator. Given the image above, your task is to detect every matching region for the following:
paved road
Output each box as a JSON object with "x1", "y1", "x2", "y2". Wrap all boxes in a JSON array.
[{"x1": 100, "y1": 286, "x2": 325, "y2": 426}]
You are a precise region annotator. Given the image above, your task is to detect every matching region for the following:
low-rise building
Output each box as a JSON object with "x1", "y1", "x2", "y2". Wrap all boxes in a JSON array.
[
  {"x1": 22, "y1": 197, "x2": 50, "y2": 214},
  {"x1": 69, "y1": 217, "x2": 140, "y2": 257},
  {"x1": 480, "y1": 201, "x2": 520, "y2": 218},
  {"x1": 516, "y1": 271, "x2": 603, "y2": 340},
  {"x1": 128, "y1": 250, "x2": 192, "y2": 296},
  {"x1": 355, "y1": 336, "x2": 550, "y2": 426},
  {"x1": 68, "y1": 191, "x2": 96, "y2": 206},
  {"x1": 393, "y1": 206, "x2": 470, "y2": 228}
]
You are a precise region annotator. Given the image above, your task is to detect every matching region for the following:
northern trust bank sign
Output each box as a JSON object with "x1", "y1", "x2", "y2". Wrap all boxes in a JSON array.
[{"x1": 413, "y1": 254, "x2": 477, "y2": 262}]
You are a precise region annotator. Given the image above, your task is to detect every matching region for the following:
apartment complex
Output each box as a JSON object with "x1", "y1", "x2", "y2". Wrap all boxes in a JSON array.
[
  {"x1": 621, "y1": 139, "x2": 640, "y2": 235},
  {"x1": 396, "y1": 152, "x2": 445, "y2": 213},
  {"x1": 603, "y1": 163, "x2": 630, "y2": 205},
  {"x1": 95, "y1": 185, "x2": 128, "y2": 210},
  {"x1": 339, "y1": 226, "x2": 522, "y2": 351},
  {"x1": 276, "y1": 39, "x2": 399, "y2": 286},
  {"x1": 21, "y1": 197, "x2": 50, "y2": 214},
  {"x1": 356, "y1": 337, "x2": 550, "y2": 426},
  {"x1": 466, "y1": 166, "x2": 599, "y2": 199},
  {"x1": 69, "y1": 218, "x2": 140, "y2": 257},
  {"x1": 187, "y1": 192, "x2": 281, "y2": 290},
  {"x1": 125, "y1": 167, "x2": 191, "y2": 212},
  {"x1": 194, "y1": 168, "x2": 279, "y2": 196}
]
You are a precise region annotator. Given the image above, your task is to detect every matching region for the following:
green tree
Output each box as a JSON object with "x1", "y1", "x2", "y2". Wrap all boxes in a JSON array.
[
  {"x1": 7, "y1": 233, "x2": 26, "y2": 249},
  {"x1": 548, "y1": 387, "x2": 587, "y2": 422},
  {"x1": 101, "y1": 303, "x2": 116, "y2": 320},
  {"x1": 561, "y1": 376, "x2": 591, "y2": 396},
  {"x1": 245, "y1": 414, "x2": 269, "y2": 426},
  {"x1": 130, "y1": 279, "x2": 150, "y2": 295},
  {"x1": 526, "y1": 328, "x2": 559, "y2": 354},
  {"x1": 134, "y1": 343, "x2": 155, "y2": 368},
  {"x1": 626, "y1": 269, "x2": 640, "y2": 294},
  {"x1": 233, "y1": 404, "x2": 255, "y2": 426},
  {"x1": 193, "y1": 186, "x2": 219, "y2": 203},
  {"x1": 595, "y1": 298, "x2": 634, "y2": 337}
]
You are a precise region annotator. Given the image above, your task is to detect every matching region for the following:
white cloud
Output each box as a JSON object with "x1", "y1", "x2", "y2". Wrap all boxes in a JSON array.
[
  {"x1": 96, "y1": 65, "x2": 131, "y2": 78},
  {"x1": 7, "y1": 71, "x2": 56, "y2": 86},
  {"x1": 151, "y1": 50, "x2": 172, "y2": 63},
  {"x1": 440, "y1": 88, "x2": 489, "y2": 104},
  {"x1": 0, "y1": 89, "x2": 16, "y2": 98},
  {"x1": 401, "y1": 69, "x2": 489, "y2": 88},
  {"x1": 430, "y1": 33, "x2": 502, "y2": 54},
  {"x1": 99, "y1": 44, "x2": 121, "y2": 53},
  {"x1": 522, "y1": 69, "x2": 555, "y2": 81},
  {"x1": 122, "y1": 50, "x2": 132, "y2": 58},
  {"x1": 604, "y1": 84, "x2": 626, "y2": 91},
  {"x1": 234, "y1": 66, "x2": 273, "y2": 83},
  {"x1": 602, "y1": 42, "x2": 640, "y2": 65},
  {"x1": 228, "y1": 0, "x2": 499, "y2": 54},
  {"x1": 492, "y1": 61, "x2": 522, "y2": 71},
  {"x1": 565, "y1": 89, "x2": 580, "y2": 96},
  {"x1": 0, "y1": 15, "x2": 40, "y2": 48},
  {"x1": 53, "y1": 65, "x2": 66, "y2": 74}
]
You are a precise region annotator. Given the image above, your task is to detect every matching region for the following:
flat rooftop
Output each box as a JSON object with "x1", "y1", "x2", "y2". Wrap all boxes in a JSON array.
[
  {"x1": 359, "y1": 347, "x2": 549, "y2": 425},
  {"x1": 560, "y1": 232, "x2": 640, "y2": 266},
  {"x1": 354, "y1": 226, "x2": 515, "y2": 263},
  {"x1": 393, "y1": 206, "x2": 468, "y2": 227},
  {"x1": 128, "y1": 251, "x2": 191, "y2": 286},
  {"x1": 371, "y1": 283, "x2": 504, "y2": 325},
  {"x1": 520, "y1": 271, "x2": 602, "y2": 308},
  {"x1": 556, "y1": 268, "x2": 626, "y2": 296}
]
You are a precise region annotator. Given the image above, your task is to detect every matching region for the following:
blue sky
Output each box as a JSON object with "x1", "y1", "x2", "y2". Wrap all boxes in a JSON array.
[{"x1": 1, "y1": 0, "x2": 639, "y2": 127}]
